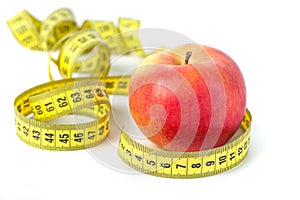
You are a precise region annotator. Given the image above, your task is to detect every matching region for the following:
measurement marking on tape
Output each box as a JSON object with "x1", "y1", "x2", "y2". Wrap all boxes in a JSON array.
[{"x1": 118, "y1": 109, "x2": 251, "y2": 178}]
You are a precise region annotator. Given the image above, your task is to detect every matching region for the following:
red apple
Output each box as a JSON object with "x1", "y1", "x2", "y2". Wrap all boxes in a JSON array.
[{"x1": 129, "y1": 44, "x2": 246, "y2": 152}]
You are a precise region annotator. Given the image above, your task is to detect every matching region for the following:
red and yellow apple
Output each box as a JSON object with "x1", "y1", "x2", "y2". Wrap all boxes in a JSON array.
[{"x1": 128, "y1": 44, "x2": 246, "y2": 152}]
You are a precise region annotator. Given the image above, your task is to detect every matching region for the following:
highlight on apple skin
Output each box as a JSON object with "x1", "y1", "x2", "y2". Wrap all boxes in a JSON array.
[{"x1": 129, "y1": 44, "x2": 246, "y2": 152}]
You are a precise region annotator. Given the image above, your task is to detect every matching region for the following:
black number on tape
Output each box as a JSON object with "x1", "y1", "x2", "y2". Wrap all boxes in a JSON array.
[
  {"x1": 230, "y1": 152, "x2": 235, "y2": 160},
  {"x1": 98, "y1": 126, "x2": 104, "y2": 136},
  {"x1": 59, "y1": 133, "x2": 69, "y2": 143},
  {"x1": 17, "y1": 25, "x2": 27, "y2": 34},
  {"x1": 146, "y1": 160, "x2": 156, "y2": 166},
  {"x1": 135, "y1": 155, "x2": 142, "y2": 161},
  {"x1": 176, "y1": 164, "x2": 186, "y2": 169},
  {"x1": 32, "y1": 130, "x2": 40, "y2": 140},
  {"x1": 105, "y1": 121, "x2": 109, "y2": 131},
  {"x1": 45, "y1": 133, "x2": 54, "y2": 143},
  {"x1": 120, "y1": 143, "x2": 125, "y2": 150},
  {"x1": 191, "y1": 163, "x2": 201, "y2": 168},
  {"x1": 57, "y1": 97, "x2": 68, "y2": 107},
  {"x1": 87, "y1": 131, "x2": 95, "y2": 140},
  {"x1": 160, "y1": 163, "x2": 171, "y2": 168},
  {"x1": 74, "y1": 132, "x2": 84, "y2": 142},
  {"x1": 23, "y1": 126, "x2": 29, "y2": 137},
  {"x1": 95, "y1": 88, "x2": 104, "y2": 97},
  {"x1": 45, "y1": 102, "x2": 54, "y2": 112},
  {"x1": 126, "y1": 149, "x2": 132, "y2": 156},
  {"x1": 35, "y1": 105, "x2": 43, "y2": 115},
  {"x1": 105, "y1": 81, "x2": 114, "y2": 88},
  {"x1": 71, "y1": 92, "x2": 82, "y2": 103},
  {"x1": 238, "y1": 147, "x2": 243, "y2": 156},
  {"x1": 244, "y1": 141, "x2": 248, "y2": 150},
  {"x1": 206, "y1": 161, "x2": 215, "y2": 166},
  {"x1": 78, "y1": 36, "x2": 87, "y2": 43},
  {"x1": 84, "y1": 89, "x2": 94, "y2": 99},
  {"x1": 118, "y1": 81, "x2": 127, "y2": 89},
  {"x1": 219, "y1": 156, "x2": 227, "y2": 165}
]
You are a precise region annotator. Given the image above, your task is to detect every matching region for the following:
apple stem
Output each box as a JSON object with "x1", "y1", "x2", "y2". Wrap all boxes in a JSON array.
[{"x1": 185, "y1": 51, "x2": 192, "y2": 64}]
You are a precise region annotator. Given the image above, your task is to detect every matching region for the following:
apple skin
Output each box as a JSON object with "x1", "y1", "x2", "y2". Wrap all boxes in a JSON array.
[{"x1": 129, "y1": 44, "x2": 246, "y2": 152}]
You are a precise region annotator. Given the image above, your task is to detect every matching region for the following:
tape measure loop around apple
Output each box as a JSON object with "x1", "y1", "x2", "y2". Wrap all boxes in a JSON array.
[
  {"x1": 118, "y1": 109, "x2": 251, "y2": 178},
  {"x1": 9, "y1": 8, "x2": 252, "y2": 178}
]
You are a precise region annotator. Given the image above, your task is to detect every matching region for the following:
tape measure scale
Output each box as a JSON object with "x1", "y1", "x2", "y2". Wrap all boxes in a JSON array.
[
  {"x1": 7, "y1": 8, "x2": 145, "y2": 80},
  {"x1": 14, "y1": 76, "x2": 131, "y2": 150},
  {"x1": 56, "y1": 29, "x2": 111, "y2": 79},
  {"x1": 39, "y1": 8, "x2": 78, "y2": 50},
  {"x1": 9, "y1": 8, "x2": 253, "y2": 178},
  {"x1": 7, "y1": 9, "x2": 42, "y2": 50},
  {"x1": 118, "y1": 109, "x2": 251, "y2": 178}
]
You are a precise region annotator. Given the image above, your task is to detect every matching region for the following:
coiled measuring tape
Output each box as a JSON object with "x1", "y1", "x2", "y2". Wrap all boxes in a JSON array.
[
  {"x1": 14, "y1": 76, "x2": 130, "y2": 150},
  {"x1": 9, "y1": 8, "x2": 252, "y2": 178},
  {"x1": 7, "y1": 8, "x2": 145, "y2": 80}
]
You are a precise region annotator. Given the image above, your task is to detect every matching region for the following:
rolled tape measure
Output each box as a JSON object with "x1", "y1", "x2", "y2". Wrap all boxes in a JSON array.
[
  {"x1": 9, "y1": 8, "x2": 252, "y2": 178},
  {"x1": 14, "y1": 76, "x2": 130, "y2": 150},
  {"x1": 7, "y1": 8, "x2": 144, "y2": 80}
]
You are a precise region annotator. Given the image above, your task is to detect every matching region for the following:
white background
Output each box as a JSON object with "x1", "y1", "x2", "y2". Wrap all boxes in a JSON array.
[{"x1": 0, "y1": 0, "x2": 299, "y2": 199}]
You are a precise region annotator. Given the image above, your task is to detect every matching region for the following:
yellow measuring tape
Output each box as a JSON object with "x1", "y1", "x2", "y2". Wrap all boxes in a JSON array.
[
  {"x1": 8, "y1": 8, "x2": 252, "y2": 178},
  {"x1": 14, "y1": 76, "x2": 130, "y2": 150},
  {"x1": 7, "y1": 8, "x2": 145, "y2": 80},
  {"x1": 119, "y1": 110, "x2": 251, "y2": 178}
]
